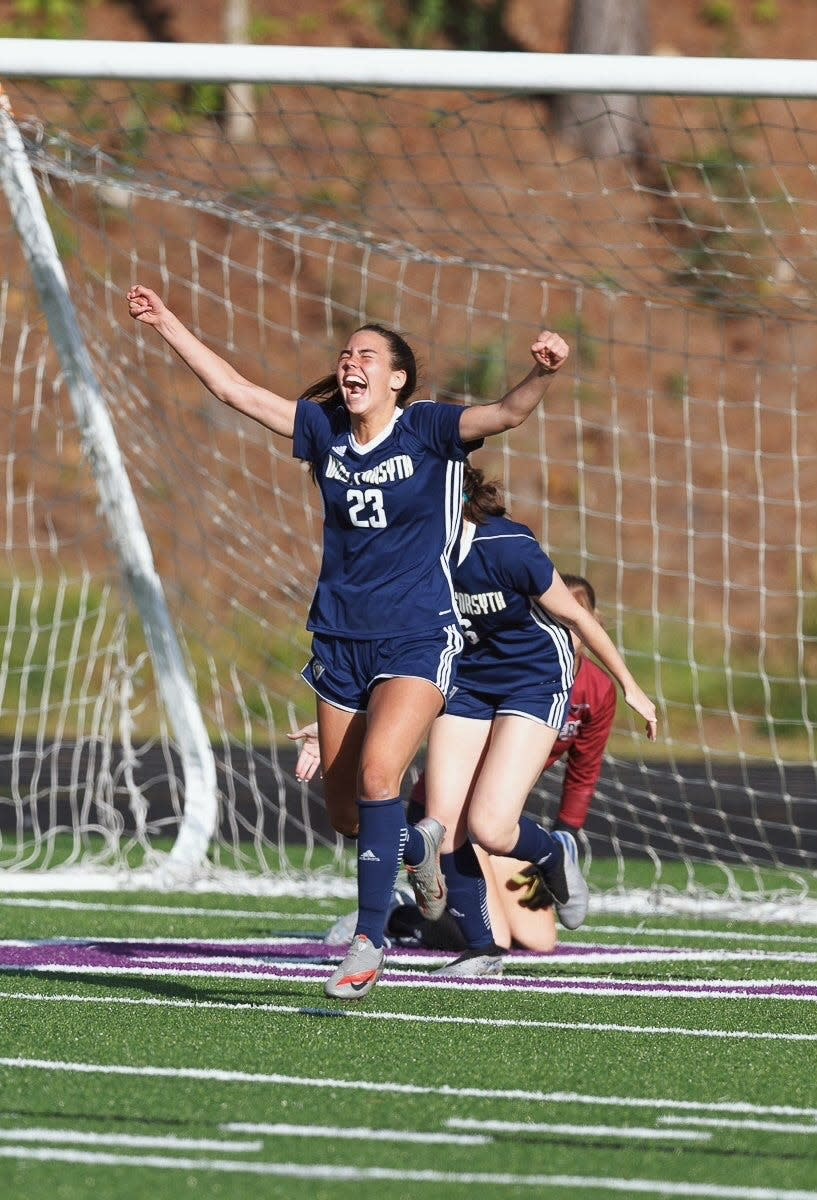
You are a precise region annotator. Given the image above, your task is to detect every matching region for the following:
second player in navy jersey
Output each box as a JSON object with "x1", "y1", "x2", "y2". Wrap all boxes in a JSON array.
[
  {"x1": 421, "y1": 465, "x2": 658, "y2": 976},
  {"x1": 452, "y1": 511, "x2": 575, "y2": 717},
  {"x1": 399, "y1": 574, "x2": 618, "y2": 956},
  {"x1": 126, "y1": 283, "x2": 570, "y2": 999}
]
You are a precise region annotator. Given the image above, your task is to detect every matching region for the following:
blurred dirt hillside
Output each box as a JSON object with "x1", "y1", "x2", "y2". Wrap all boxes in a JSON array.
[
  {"x1": 1, "y1": 0, "x2": 816, "y2": 751},
  {"x1": 1, "y1": 0, "x2": 814, "y2": 60}
]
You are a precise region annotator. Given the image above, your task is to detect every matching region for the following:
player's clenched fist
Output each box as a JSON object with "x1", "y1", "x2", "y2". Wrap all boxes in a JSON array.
[
  {"x1": 531, "y1": 330, "x2": 569, "y2": 375},
  {"x1": 127, "y1": 284, "x2": 167, "y2": 326}
]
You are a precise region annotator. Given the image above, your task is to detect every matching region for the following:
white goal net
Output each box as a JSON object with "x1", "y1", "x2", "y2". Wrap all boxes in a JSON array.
[{"x1": 0, "y1": 43, "x2": 815, "y2": 912}]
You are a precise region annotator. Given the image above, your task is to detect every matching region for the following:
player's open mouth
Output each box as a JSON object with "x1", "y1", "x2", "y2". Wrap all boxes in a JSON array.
[{"x1": 343, "y1": 374, "x2": 367, "y2": 396}]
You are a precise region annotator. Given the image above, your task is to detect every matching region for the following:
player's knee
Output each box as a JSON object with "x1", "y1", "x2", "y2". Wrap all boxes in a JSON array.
[
  {"x1": 324, "y1": 788, "x2": 360, "y2": 838},
  {"x1": 357, "y1": 760, "x2": 400, "y2": 802},
  {"x1": 468, "y1": 811, "x2": 513, "y2": 856}
]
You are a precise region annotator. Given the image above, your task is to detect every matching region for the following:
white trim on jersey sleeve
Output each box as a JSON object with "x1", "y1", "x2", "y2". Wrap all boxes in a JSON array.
[
  {"x1": 440, "y1": 459, "x2": 465, "y2": 619},
  {"x1": 471, "y1": 533, "x2": 539, "y2": 544},
  {"x1": 530, "y1": 603, "x2": 576, "y2": 693},
  {"x1": 457, "y1": 519, "x2": 477, "y2": 566}
]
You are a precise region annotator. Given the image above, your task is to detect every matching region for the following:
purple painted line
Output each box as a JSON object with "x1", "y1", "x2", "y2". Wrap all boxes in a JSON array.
[
  {"x1": 0, "y1": 939, "x2": 815, "y2": 1001},
  {"x1": 401, "y1": 971, "x2": 817, "y2": 1000}
]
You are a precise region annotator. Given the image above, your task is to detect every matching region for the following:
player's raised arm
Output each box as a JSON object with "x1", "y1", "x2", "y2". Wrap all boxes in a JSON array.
[
  {"x1": 126, "y1": 285, "x2": 297, "y2": 438},
  {"x1": 459, "y1": 330, "x2": 569, "y2": 442},
  {"x1": 537, "y1": 573, "x2": 658, "y2": 742}
]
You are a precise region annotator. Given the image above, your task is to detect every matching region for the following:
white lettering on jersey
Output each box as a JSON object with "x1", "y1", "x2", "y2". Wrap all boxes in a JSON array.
[
  {"x1": 455, "y1": 590, "x2": 508, "y2": 616},
  {"x1": 325, "y1": 455, "x2": 351, "y2": 483},
  {"x1": 352, "y1": 454, "x2": 415, "y2": 486}
]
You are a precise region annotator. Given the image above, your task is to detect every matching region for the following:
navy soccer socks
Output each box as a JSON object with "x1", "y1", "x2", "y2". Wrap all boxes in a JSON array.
[
  {"x1": 355, "y1": 797, "x2": 406, "y2": 947},
  {"x1": 507, "y1": 814, "x2": 564, "y2": 871},
  {"x1": 441, "y1": 841, "x2": 496, "y2": 951},
  {"x1": 402, "y1": 820, "x2": 427, "y2": 868}
]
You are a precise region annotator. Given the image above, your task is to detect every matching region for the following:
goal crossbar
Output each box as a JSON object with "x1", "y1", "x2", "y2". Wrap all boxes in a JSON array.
[{"x1": 2, "y1": 39, "x2": 817, "y2": 98}]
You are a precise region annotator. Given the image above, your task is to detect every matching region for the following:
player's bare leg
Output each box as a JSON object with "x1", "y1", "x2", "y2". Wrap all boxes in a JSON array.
[
  {"x1": 424, "y1": 713, "x2": 490, "y2": 854},
  {"x1": 326, "y1": 677, "x2": 445, "y2": 1000},
  {"x1": 359, "y1": 675, "x2": 444, "y2": 800},
  {"x1": 467, "y1": 715, "x2": 560, "y2": 853},
  {"x1": 469, "y1": 715, "x2": 588, "y2": 930},
  {"x1": 315, "y1": 699, "x2": 366, "y2": 837},
  {"x1": 424, "y1": 713, "x2": 506, "y2": 974}
]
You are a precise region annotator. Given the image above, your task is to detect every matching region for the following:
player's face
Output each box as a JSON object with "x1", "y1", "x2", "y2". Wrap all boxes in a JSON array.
[{"x1": 336, "y1": 331, "x2": 406, "y2": 416}]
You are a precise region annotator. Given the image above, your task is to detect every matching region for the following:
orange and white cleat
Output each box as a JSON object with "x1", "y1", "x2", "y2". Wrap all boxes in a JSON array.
[{"x1": 324, "y1": 934, "x2": 385, "y2": 1000}]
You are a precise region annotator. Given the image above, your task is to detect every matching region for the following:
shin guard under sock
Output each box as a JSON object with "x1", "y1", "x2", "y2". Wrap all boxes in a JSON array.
[{"x1": 355, "y1": 797, "x2": 406, "y2": 947}]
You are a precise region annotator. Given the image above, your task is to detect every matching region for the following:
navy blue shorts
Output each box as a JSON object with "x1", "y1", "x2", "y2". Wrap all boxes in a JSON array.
[
  {"x1": 446, "y1": 681, "x2": 572, "y2": 729},
  {"x1": 301, "y1": 624, "x2": 464, "y2": 713}
]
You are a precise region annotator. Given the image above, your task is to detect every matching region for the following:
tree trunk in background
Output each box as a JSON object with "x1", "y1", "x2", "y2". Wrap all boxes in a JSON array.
[
  {"x1": 225, "y1": 0, "x2": 255, "y2": 144},
  {"x1": 553, "y1": 0, "x2": 651, "y2": 158}
]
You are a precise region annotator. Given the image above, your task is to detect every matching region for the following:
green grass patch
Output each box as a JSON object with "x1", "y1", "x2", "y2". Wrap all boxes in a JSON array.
[{"x1": 0, "y1": 892, "x2": 815, "y2": 1199}]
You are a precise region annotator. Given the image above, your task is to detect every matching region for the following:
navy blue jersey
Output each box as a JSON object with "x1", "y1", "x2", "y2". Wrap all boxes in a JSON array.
[
  {"x1": 453, "y1": 514, "x2": 575, "y2": 693},
  {"x1": 293, "y1": 398, "x2": 470, "y2": 639}
]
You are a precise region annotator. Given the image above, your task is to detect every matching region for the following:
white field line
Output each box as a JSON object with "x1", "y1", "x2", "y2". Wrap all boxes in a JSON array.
[
  {"x1": 3, "y1": 897, "x2": 816, "y2": 948},
  {"x1": 593, "y1": 895, "x2": 817, "y2": 927},
  {"x1": 575, "y1": 926, "x2": 817, "y2": 947},
  {"x1": 659, "y1": 1116, "x2": 817, "y2": 1135},
  {"x1": 94, "y1": 943, "x2": 817, "y2": 968},
  {"x1": 6, "y1": 930, "x2": 817, "y2": 961},
  {"x1": 0, "y1": 938, "x2": 326, "y2": 949},
  {"x1": 0, "y1": 899, "x2": 333, "y2": 921},
  {"x1": 128, "y1": 947, "x2": 817, "y2": 967},
  {"x1": 7, "y1": 934, "x2": 817, "y2": 969},
  {"x1": 8, "y1": 937, "x2": 817, "y2": 972},
  {"x1": 3, "y1": 1057, "x2": 817, "y2": 1120},
  {"x1": 445, "y1": 1118, "x2": 709, "y2": 1143},
  {"x1": 0, "y1": 1146, "x2": 816, "y2": 1197},
  {"x1": 4, "y1": 958, "x2": 816, "y2": 1000},
  {"x1": 0, "y1": 1127, "x2": 261, "y2": 1152},
  {"x1": 222, "y1": 1121, "x2": 489, "y2": 1145},
  {"x1": 2, "y1": 987, "x2": 816, "y2": 1043}
]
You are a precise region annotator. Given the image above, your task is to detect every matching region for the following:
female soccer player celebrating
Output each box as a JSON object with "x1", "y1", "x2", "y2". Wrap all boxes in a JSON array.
[
  {"x1": 386, "y1": 573, "x2": 621, "y2": 958},
  {"x1": 423, "y1": 464, "x2": 657, "y2": 975},
  {"x1": 305, "y1": 478, "x2": 657, "y2": 974},
  {"x1": 126, "y1": 283, "x2": 569, "y2": 998}
]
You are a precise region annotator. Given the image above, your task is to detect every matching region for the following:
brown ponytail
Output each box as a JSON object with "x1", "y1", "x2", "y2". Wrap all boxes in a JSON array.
[{"x1": 463, "y1": 463, "x2": 506, "y2": 525}]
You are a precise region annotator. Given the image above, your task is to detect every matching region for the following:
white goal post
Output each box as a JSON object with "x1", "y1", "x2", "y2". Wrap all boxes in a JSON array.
[{"x1": 0, "y1": 39, "x2": 815, "y2": 915}]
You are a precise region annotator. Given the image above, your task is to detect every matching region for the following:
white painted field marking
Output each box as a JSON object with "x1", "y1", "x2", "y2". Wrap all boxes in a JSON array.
[
  {"x1": 0, "y1": 1146, "x2": 816, "y2": 1197},
  {"x1": 3, "y1": 987, "x2": 816, "y2": 1042},
  {"x1": 659, "y1": 1116, "x2": 817, "y2": 1136},
  {"x1": 575, "y1": 926, "x2": 817, "y2": 947},
  {"x1": 223, "y1": 1121, "x2": 489, "y2": 1145},
  {"x1": 7, "y1": 934, "x2": 817, "y2": 966},
  {"x1": 126, "y1": 946, "x2": 817, "y2": 967},
  {"x1": 4, "y1": 955, "x2": 817, "y2": 999},
  {"x1": 3, "y1": 898, "x2": 816, "y2": 947},
  {"x1": 0, "y1": 1127, "x2": 261, "y2": 1152},
  {"x1": 446, "y1": 1118, "x2": 710, "y2": 1143},
  {"x1": 0, "y1": 898, "x2": 334, "y2": 922},
  {"x1": 3, "y1": 1057, "x2": 817, "y2": 1119}
]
